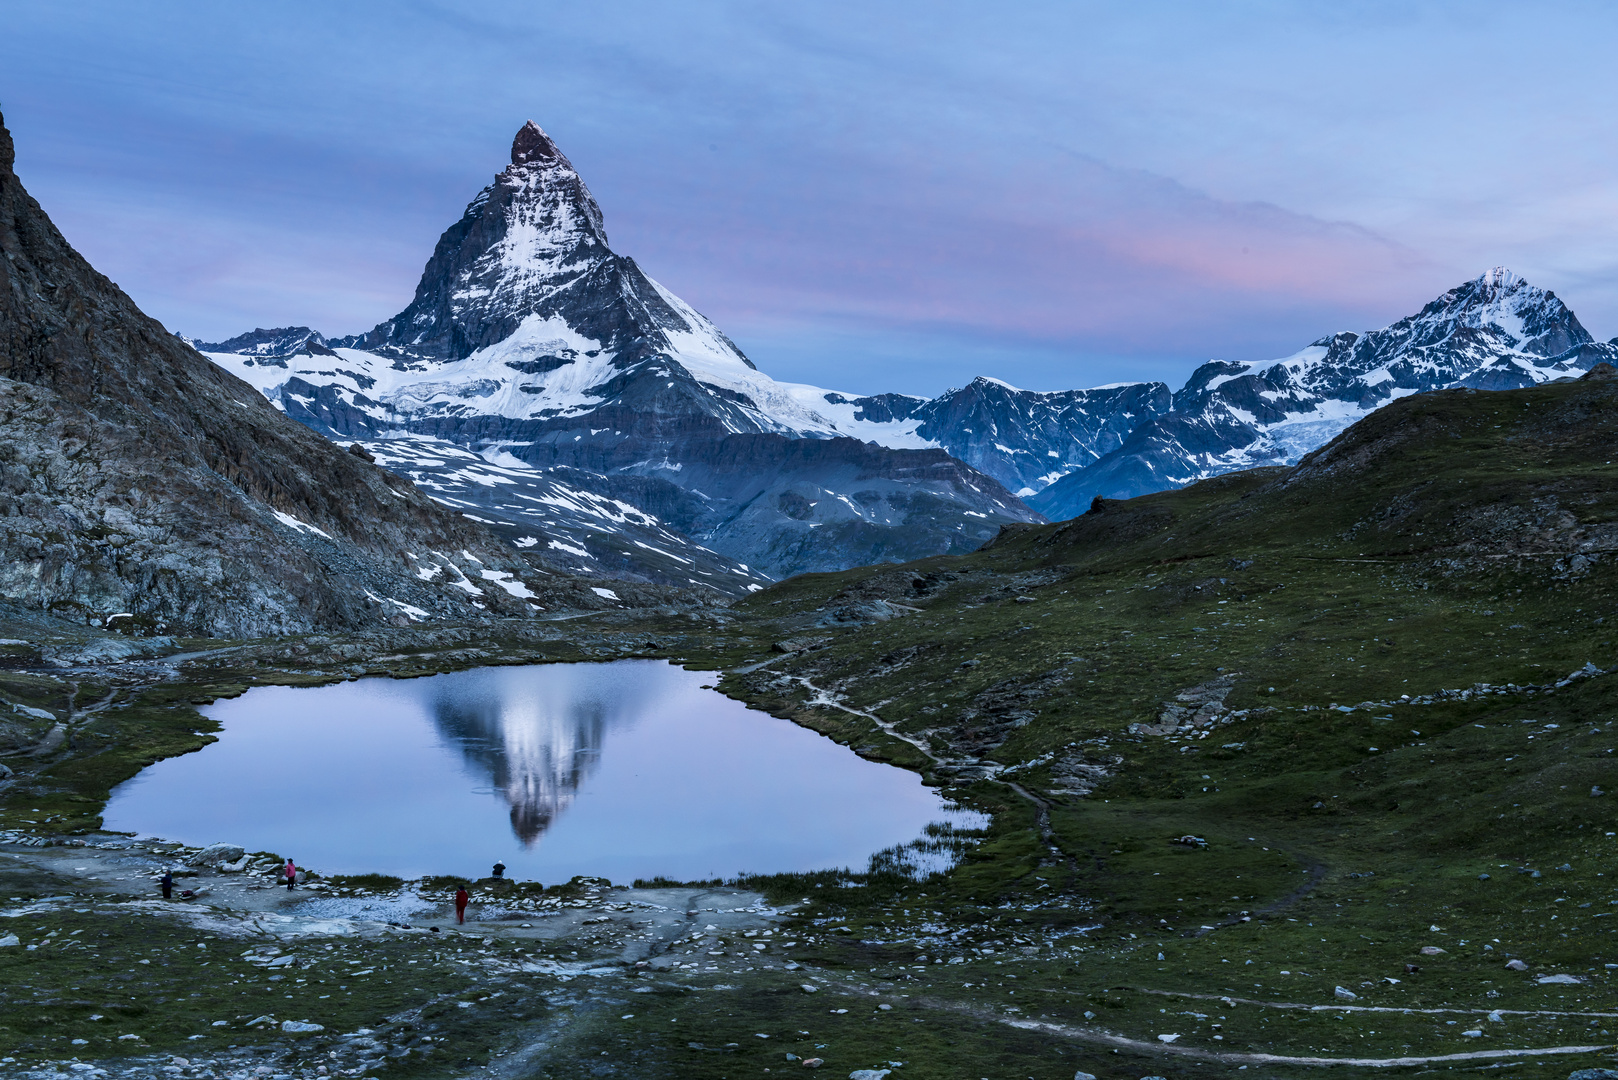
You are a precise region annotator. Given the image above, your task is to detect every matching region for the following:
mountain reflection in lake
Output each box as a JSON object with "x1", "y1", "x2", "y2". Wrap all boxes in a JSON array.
[
  {"x1": 427, "y1": 671, "x2": 619, "y2": 844},
  {"x1": 105, "y1": 660, "x2": 983, "y2": 882}
]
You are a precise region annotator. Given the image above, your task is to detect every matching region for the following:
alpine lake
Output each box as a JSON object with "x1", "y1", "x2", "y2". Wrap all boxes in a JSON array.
[{"x1": 103, "y1": 660, "x2": 983, "y2": 885}]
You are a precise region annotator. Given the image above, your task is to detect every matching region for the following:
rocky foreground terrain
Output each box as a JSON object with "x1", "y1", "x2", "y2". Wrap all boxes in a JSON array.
[{"x1": 4, "y1": 372, "x2": 1618, "y2": 1077}]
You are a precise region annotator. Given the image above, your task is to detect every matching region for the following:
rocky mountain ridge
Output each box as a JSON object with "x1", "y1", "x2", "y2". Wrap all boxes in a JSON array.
[
  {"x1": 200, "y1": 122, "x2": 1042, "y2": 581},
  {"x1": 1028, "y1": 268, "x2": 1618, "y2": 518},
  {"x1": 0, "y1": 111, "x2": 635, "y2": 637}
]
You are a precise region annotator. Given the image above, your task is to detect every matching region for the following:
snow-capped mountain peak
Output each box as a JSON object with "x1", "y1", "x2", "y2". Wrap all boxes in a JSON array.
[
  {"x1": 1029, "y1": 268, "x2": 1617, "y2": 519},
  {"x1": 199, "y1": 121, "x2": 1044, "y2": 582},
  {"x1": 510, "y1": 119, "x2": 566, "y2": 167}
]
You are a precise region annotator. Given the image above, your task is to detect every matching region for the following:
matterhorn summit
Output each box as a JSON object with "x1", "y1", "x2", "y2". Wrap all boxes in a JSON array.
[
  {"x1": 202, "y1": 122, "x2": 1039, "y2": 584},
  {"x1": 346, "y1": 120, "x2": 736, "y2": 370}
]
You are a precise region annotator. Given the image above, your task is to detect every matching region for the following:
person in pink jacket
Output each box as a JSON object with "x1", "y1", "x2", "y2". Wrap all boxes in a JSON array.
[{"x1": 283, "y1": 858, "x2": 297, "y2": 890}]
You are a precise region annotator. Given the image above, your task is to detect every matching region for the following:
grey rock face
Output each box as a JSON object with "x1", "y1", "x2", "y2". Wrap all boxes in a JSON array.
[
  {"x1": 828, "y1": 377, "x2": 1173, "y2": 497},
  {"x1": 0, "y1": 111, "x2": 553, "y2": 636},
  {"x1": 357, "y1": 435, "x2": 772, "y2": 596},
  {"x1": 190, "y1": 326, "x2": 329, "y2": 359}
]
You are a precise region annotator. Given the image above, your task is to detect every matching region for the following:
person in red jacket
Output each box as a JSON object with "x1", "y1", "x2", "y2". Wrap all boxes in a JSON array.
[
  {"x1": 283, "y1": 859, "x2": 297, "y2": 890},
  {"x1": 455, "y1": 886, "x2": 469, "y2": 924}
]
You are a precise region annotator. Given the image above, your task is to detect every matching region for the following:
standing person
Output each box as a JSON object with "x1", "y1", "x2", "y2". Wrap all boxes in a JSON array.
[
  {"x1": 284, "y1": 858, "x2": 297, "y2": 890},
  {"x1": 160, "y1": 870, "x2": 173, "y2": 900},
  {"x1": 491, "y1": 861, "x2": 505, "y2": 879},
  {"x1": 455, "y1": 885, "x2": 469, "y2": 924}
]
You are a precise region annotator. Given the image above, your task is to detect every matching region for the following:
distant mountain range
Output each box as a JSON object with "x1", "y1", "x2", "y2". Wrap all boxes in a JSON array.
[{"x1": 196, "y1": 122, "x2": 1618, "y2": 585}]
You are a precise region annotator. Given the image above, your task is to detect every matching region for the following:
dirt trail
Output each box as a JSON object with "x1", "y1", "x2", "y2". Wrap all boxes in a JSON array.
[
  {"x1": 1136, "y1": 985, "x2": 1618, "y2": 1020},
  {"x1": 926, "y1": 998, "x2": 1613, "y2": 1069}
]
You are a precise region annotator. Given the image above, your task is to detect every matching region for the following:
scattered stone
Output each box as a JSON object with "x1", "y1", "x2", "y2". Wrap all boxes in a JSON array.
[
  {"x1": 1461, "y1": 1029, "x2": 1482, "y2": 1037},
  {"x1": 1419, "y1": 946, "x2": 1447, "y2": 956},
  {"x1": 1478, "y1": 873, "x2": 1490, "y2": 880},
  {"x1": 850, "y1": 1071, "x2": 892, "y2": 1080},
  {"x1": 800, "y1": 983, "x2": 819, "y2": 993},
  {"x1": 1073, "y1": 1073, "x2": 1098, "y2": 1080},
  {"x1": 1593, "y1": 787, "x2": 1606, "y2": 797},
  {"x1": 1334, "y1": 986, "x2": 1357, "y2": 1001},
  {"x1": 1156, "y1": 1033, "x2": 1179, "y2": 1043},
  {"x1": 801, "y1": 1059, "x2": 823, "y2": 1069},
  {"x1": 245, "y1": 1015, "x2": 276, "y2": 1027},
  {"x1": 1505, "y1": 959, "x2": 1529, "y2": 971},
  {"x1": 1536, "y1": 974, "x2": 1583, "y2": 985},
  {"x1": 1568, "y1": 1069, "x2": 1618, "y2": 1080},
  {"x1": 0, "y1": 934, "x2": 17, "y2": 947}
]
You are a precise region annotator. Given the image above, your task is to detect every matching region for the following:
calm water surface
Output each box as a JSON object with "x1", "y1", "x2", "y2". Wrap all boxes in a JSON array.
[{"x1": 104, "y1": 661, "x2": 979, "y2": 882}]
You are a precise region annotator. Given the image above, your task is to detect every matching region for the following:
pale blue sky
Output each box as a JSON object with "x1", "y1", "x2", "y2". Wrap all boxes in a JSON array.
[{"x1": 5, "y1": 1, "x2": 1618, "y2": 395}]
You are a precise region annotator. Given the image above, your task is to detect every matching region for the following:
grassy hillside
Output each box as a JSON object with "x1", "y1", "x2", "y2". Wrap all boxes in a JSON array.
[{"x1": 672, "y1": 376, "x2": 1618, "y2": 1076}]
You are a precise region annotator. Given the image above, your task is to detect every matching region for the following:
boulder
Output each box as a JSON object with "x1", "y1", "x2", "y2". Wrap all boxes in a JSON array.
[
  {"x1": 1505, "y1": 959, "x2": 1529, "y2": 971},
  {"x1": 187, "y1": 843, "x2": 245, "y2": 867},
  {"x1": 280, "y1": 1020, "x2": 324, "y2": 1034},
  {"x1": 1334, "y1": 986, "x2": 1357, "y2": 1001}
]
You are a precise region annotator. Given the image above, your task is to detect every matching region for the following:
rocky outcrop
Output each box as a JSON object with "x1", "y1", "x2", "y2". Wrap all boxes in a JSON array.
[{"x1": 0, "y1": 111, "x2": 554, "y2": 636}]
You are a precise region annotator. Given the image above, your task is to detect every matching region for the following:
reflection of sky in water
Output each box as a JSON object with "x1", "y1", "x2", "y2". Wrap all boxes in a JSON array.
[{"x1": 105, "y1": 661, "x2": 983, "y2": 882}]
